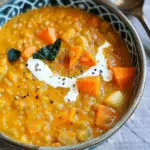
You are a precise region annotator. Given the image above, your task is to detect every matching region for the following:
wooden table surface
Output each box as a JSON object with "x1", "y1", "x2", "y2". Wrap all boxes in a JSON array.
[{"x1": 0, "y1": 0, "x2": 150, "y2": 150}]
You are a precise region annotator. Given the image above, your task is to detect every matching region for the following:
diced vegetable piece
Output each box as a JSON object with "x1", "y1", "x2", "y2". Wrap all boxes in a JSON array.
[
  {"x1": 95, "y1": 105, "x2": 116, "y2": 130},
  {"x1": 22, "y1": 46, "x2": 37, "y2": 61},
  {"x1": 80, "y1": 50, "x2": 96, "y2": 66},
  {"x1": 105, "y1": 91, "x2": 125, "y2": 109},
  {"x1": 77, "y1": 127, "x2": 93, "y2": 142},
  {"x1": 69, "y1": 46, "x2": 83, "y2": 68},
  {"x1": 7, "y1": 48, "x2": 21, "y2": 62},
  {"x1": 37, "y1": 28, "x2": 57, "y2": 44},
  {"x1": 33, "y1": 38, "x2": 62, "y2": 61},
  {"x1": 61, "y1": 28, "x2": 76, "y2": 42},
  {"x1": 51, "y1": 142, "x2": 61, "y2": 147},
  {"x1": 74, "y1": 36, "x2": 88, "y2": 47},
  {"x1": 57, "y1": 131, "x2": 77, "y2": 146},
  {"x1": 112, "y1": 67, "x2": 136, "y2": 89},
  {"x1": 76, "y1": 76, "x2": 100, "y2": 97},
  {"x1": 68, "y1": 107, "x2": 77, "y2": 124},
  {"x1": 76, "y1": 120, "x2": 89, "y2": 129}
]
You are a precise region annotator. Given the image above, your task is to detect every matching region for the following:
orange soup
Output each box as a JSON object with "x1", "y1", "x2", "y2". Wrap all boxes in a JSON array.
[{"x1": 0, "y1": 7, "x2": 135, "y2": 146}]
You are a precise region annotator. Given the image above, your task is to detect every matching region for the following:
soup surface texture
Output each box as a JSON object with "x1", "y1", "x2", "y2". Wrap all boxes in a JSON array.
[{"x1": 0, "y1": 7, "x2": 135, "y2": 146}]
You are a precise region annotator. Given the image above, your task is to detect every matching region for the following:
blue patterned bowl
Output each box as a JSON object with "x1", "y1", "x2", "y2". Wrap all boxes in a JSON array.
[{"x1": 0, "y1": 0, "x2": 146, "y2": 149}]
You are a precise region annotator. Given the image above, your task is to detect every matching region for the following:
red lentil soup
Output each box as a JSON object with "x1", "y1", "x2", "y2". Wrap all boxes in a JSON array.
[{"x1": 0, "y1": 7, "x2": 135, "y2": 147}]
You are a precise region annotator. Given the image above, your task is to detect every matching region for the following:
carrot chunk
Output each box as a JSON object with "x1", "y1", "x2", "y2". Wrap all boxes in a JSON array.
[
  {"x1": 37, "y1": 28, "x2": 57, "y2": 44},
  {"x1": 112, "y1": 67, "x2": 136, "y2": 89},
  {"x1": 76, "y1": 76, "x2": 100, "y2": 97},
  {"x1": 22, "y1": 46, "x2": 37, "y2": 61},
  {"x1": 57, "y1": 131, "x2": 77, "y2": 145},
  {"x1": 68, "y1": 107, "x2": 77, "y2": 124},
  {"x1": 79, "y1": 50, "x2": 96, "y2": 66},
  {"x1": 95, "y1": 105, "x2": 116, "y2": 130},
  {"x1": 69, "y1": 46, "x2": 83, "y2": 68}
]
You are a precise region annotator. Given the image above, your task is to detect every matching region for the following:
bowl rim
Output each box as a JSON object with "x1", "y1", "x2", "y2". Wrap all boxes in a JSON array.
[{"x1": 0, "y1": 0, "x2": 146, "y2": 149}]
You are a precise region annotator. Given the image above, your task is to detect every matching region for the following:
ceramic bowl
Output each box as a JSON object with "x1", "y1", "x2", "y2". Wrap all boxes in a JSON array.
[{"x1": 0, "y1": 0, "x2": 146, "y2": 149}]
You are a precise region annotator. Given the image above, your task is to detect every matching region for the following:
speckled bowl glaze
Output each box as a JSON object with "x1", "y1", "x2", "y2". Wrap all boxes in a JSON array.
[{"x1": 0, "y1": 0, "x2": 146, "y2": 149}]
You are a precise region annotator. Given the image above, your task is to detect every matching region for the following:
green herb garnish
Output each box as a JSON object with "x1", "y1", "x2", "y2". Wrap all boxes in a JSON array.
[
  {"x1": 7, "y1": 48, "x2": 21, "y2": 62},
  {"x1": 33, "y1": 38, "x2": 62, "y2": 61}
]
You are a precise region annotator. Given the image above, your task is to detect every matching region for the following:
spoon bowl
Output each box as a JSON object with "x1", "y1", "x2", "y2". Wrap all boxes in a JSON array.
[
  {"x1": 108, "y1": 0, "x2": 144, "y2": 12},
  {"x1": 99, "y1": 0, "x2": 150, "y2": 38}
]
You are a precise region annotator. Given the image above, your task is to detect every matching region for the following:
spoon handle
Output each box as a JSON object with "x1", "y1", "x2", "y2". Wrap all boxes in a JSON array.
[
  {"x1": 133, "y1": 8, "x2": 150, "y2": 38},
  {"x1": 137, "y1": 15, "x2": 150, "y2": 38}
]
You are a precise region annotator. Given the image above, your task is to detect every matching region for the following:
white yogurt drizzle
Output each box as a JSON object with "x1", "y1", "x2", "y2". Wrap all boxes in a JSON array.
[{"x1": 27, "y1": 42, "x2": 112, "y2": 102}]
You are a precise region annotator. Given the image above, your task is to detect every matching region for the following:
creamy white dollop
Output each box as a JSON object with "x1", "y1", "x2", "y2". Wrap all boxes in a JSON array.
[{"x1": 27, "y1": 42, "x2": 112, "y2": 102}]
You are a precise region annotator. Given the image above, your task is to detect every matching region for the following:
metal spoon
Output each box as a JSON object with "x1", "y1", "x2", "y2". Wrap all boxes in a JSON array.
[{"x1": 99, "y1": 0, "x2": 150, "y2": 37}]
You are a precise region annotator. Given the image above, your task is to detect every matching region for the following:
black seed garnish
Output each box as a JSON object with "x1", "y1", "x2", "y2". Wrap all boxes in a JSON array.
[
  {"x1": 94, "y1": 69, "x2": 97, "y2": 71},
  {"x1": 35, "y1": 63, "x2": 39, "y2": 68},
  {"x1": 14, "y1": 96, "x2": 19, "y2": 100},
  {"x1": 62, "y1": 83, "x2": 65, "y2": 85},
  {"x1": 58, "y1": 116, "x2": 62, "y2": 119},
  {"x1": 27, "y1": 93, "x2": 30, "y2": 96},
  {"x1": 92, "y1": 72, "x2": 95, "y2": 74},
  {"x1": 62, "y1": 78, "x2": 65, "y2": 81},
  {"x1": 68, "y1": 99, "x2": 70, "y2": 102},
  {"x1": 73, "y1": 84, "x2": 76, "y2": 88},
  {"x1": 35, "y1": 95, "x2": 39, "y2": 99},
  {"x1": 99, "y1": 70, "x2": 103, "y2": 73},
  {"x1": 80, "y1": 69, "x2": 84, "y2": 73},
  {"x1": 26, "y1": 63, "x2": 28, "y2": 67},
  {"x1": 50, "y1": 100, "x2": 54, "y2": 104},
  {"x1": 35, "y1": 63, "x2": 40, "y2": 72},
  {"x1": 60, "y1": 60, "x2": 63, "y2": 64}
]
